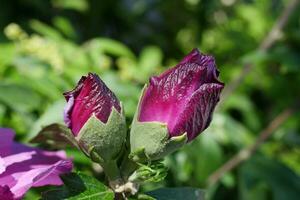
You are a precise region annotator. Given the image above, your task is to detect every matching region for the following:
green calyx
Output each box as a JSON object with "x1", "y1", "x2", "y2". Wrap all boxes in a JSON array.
[
  {"x1": 129, "y1": 85, "x2": 188, "y2": 163},
  {"x1": 76, "y1": 105, "x2": 127, "y2": 163},
  {"x1": 128, "y1": 160, "x2": 168, "y2": 183},
  {"x1": 130, "y1": 120, "x2": 187, "y2": 162}
]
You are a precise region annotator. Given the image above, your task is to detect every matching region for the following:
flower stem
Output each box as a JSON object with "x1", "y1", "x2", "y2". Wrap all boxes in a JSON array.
[
  {"x1": 120, "y1": 154, "x2": 138, "y2": 181},
  {"x1": 101, "y1": 160, "x2": 123, "y2": 190}
]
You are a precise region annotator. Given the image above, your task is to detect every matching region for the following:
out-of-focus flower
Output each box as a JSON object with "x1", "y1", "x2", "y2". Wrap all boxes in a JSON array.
[
  {"x1": 130, "y1": 49, "x2": 224, "y2": 161},
  {"x1": 0, "y1": 128, "x2": 73, "y2": 200},
  {"x1": 63, "y1": 73, "x2": 126, "y2": 164}
]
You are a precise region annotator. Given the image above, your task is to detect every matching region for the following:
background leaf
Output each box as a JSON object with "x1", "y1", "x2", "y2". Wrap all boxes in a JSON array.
[
  {"x1": 42, "y1": 172, "x2": 114, "y2": 200},
  {"x1": 146, "y1": 187, "x2": 204, "y2": 200},
  {"x1": 0, "y1": 83, "x2": 41, "y2": 112},
  {"x1": 30, "y1": 123, "x2": 78, "y2": 149}
]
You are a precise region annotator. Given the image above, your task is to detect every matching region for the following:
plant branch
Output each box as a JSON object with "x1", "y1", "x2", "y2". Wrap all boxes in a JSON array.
[
  {"x1": 100, "y1": 160, "x2": 123, "y2": 189},
  {"x1": 220, "y1": 0, "x2": 300, "y2": 102},
  {"x1": 209, "y1": 0, "x2": 300, "y2": 186},
  {"x1": 207, "y1": 105, "x2": 297, "y2": 185},
  {"x1": 259, "y1": 0, "x2": 300, "y2": 51}
]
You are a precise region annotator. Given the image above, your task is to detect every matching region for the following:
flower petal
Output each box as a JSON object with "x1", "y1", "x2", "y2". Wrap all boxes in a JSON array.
[
  {"x1": 170, "y1": 83, "x2": 224, "y2": 141},
  {"x1": 10, "y1": 159, "x2": 72, "y2": 199},
  {"x1": 63, "y1": 73, "x2": 121, "y2": 135},
  {"x1": 0, "y1": 128, "x2": 15, "y2": 157},
  {"x1": 0, "y1": 128, "x2": 73, "y2": 199},
  {"x1": 139, "y1": 49, "x2": 222, "y2": 132},
  {"x1": 0, "y1": 185, "x2": 14, "y2": 200},
  {"x1": 0, "y1": 158, "x2": 5, "y2": 174},
  {"x1": 3, "y1": 152, "x2": 35, "y2": 168}
]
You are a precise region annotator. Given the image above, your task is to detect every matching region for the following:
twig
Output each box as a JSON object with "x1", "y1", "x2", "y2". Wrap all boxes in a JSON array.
[
  {"x1": 208, "y1": 0, "x2": 300, "y2": 187},
  {"x1": 207, "y1": 106, "x2": 295, "y2": 185},
  {"x1": 220, "y1": 0, "x2": 300, "y2": 101},
  {"x1": 259, "y1": 0, "x2": 300, "y2": 51}
]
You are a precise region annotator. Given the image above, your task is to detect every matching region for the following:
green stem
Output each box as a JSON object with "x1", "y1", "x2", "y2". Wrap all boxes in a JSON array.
[
  {"x1": 101, "y1": 160, "x2": 121, "y2": 182},
  {"x1": 120, "y1": 155, "x2": 138, "y2": 181},
  {"x1": 89, "y1": 147, "x2": 123, "y2": 189}
]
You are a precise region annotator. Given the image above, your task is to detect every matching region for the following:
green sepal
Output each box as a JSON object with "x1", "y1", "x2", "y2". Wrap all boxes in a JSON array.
[
  {"x1": 130, "y1": 85, "x2": 188, "y2": 162},
  {"x1": 129, "y1": 160, "x2": 168, "y2": 183},
  {"x1": 76, "y1": 105, "x2": 127, "y2": 163},
  {"x1": 30, "y1": 123, "x2": 79, "y2": 149}
]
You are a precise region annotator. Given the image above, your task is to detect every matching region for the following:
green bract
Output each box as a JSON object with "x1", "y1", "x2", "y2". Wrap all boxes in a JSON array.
[
  {"x1": 76, "y1": 105, "x2": 127, "y2": 163},
  {"x1": 130, "y1": 86, "x2": 188, "y2": 162}
]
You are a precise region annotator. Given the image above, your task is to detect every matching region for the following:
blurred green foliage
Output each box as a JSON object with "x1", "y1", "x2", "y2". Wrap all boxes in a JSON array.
[{"x1": 0, "y1": 0, "x2": 299, "y2": 199}]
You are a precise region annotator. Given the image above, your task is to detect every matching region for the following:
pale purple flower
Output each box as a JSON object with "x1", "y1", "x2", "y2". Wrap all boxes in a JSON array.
[
  {"x1": 63, "y1": 73, "x2": 121, "y2": 136},
  {"x1": 139, "y1": 49, "x2": 224, "y2": 141},
  {"x1": 0, "y1": 128, "x2": 73, "y2": 200}
]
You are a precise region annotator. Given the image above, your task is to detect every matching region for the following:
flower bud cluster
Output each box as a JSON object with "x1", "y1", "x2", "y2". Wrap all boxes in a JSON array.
[{"x1": 62, "y1": 49, "x2": 224, "y2": 191}]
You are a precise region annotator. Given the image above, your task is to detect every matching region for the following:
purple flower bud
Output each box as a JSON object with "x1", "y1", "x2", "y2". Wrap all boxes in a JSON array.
[
  {"x1": 138, "y1": 49, "x2": 224, "y2": 141},
  {"x1": 63, "y1": 73, "x2": 121, "y2": 136}
]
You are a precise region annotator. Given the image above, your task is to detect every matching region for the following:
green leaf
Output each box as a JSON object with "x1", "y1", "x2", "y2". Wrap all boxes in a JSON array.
[
  {"x1": 146, "y1": 187, "x2": 205, "y2": 200},
  {"x1": 29, "y1": 20, "x2": 63, "y2": 40},
  {"x1": 0, "y1": 83, "x2": 41, "y2": 112},
  {"x1": 53, "y1": 17, "x2": 77, "y2": 40},
  {"x1": 136, "y1": 46, "x2": 163, "y2": 82},
  {"x1": 101, "y1": 72, "x2": 140, "y2": 117},
  {"x1": 30, "y1": 123, "x2": 79, "y2": 149},
  {"x1": 0, "y1": 43, "x2": 15, "y2": 74},
  {"x1": 65, "y1": 149, "x2": 91, "y2": 165},
  {"x1": 239, "y1": 155, "x2": 300, "y2": 200},
  {"x1": 51, "y1": 0, "x2": 89, "y2": 12},
  {"x1": 42, "y1": 172, "x2": 114, "y2": 200},
  {"x1": 28, "y1": 100, "x2": 65, "y2": 140},
  {"x1": 85, "y1": 38, "x2": 136, "y2": 59},
  {"x1": 172, "y1": 132, "x2": 223, "y2": 184},
  {"x1": 0, "y1": 105, "x2": 5, "y2": 125},
  {"x1": 139, "y1": 46, "x2": 162, "y2": 72},
  {"x1": 221, "y1": 94, "x2": 261, "y2": 131},
  {"x1": 128, "y1": 194, "x2": 156, "y2": 200}
]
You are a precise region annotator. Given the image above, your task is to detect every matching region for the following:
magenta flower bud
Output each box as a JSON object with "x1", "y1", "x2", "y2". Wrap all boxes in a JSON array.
[
  {"x1": 138, "y1": 49, "x2": 224, "y2": 141},
  {"x1": 63, "y1": 73, "x2": 121, "y2": 136},
  {"x1": 130, "y1": 49, "x2": 224, "y2": 162},
  {"x1": 63, "y1": 73, "x2": 126, "y2": 165}
]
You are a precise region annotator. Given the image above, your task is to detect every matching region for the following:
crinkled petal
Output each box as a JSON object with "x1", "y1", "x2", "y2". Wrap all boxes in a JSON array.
[
  {"x1": 139, "y1": 49, "x2": 222, "y2": 131},
  {"x1": 170, "y1": 83, "x2": 224, "y2": 141},
  {"x1": 156, "y1": 49, "x2": 221, "y2": 85},
  {"x1": 63, "y1": 73, "x2": 121, "y2": 135}
]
